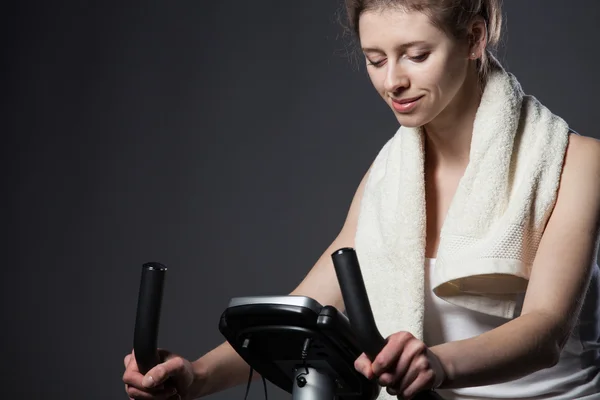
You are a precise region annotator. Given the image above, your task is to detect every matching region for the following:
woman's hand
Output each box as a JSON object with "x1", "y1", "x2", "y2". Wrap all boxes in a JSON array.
[
  {"x1": 123, "y1": 349, "x2": 196, "y2": 400},
  {"x1": 354, "y1": 332, "x2": 446, "y2": 399}
]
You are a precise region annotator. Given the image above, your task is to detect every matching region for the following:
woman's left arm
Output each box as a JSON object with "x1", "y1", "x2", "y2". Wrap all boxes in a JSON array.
[{"x1": 433, "y1": 134, "x2": 600, "y2": 389}]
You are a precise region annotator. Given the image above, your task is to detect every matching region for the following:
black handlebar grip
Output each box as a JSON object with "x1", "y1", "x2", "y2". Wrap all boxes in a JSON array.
[
  {"x1": 331, "y1": 247, "x2": 386, "y2": 360},
  {"x1": 133, "y1": 262, "x2": 167, "y2": 375},
  {"x1": 332, "y1": 248, "x2": 446, "y2": 400}
]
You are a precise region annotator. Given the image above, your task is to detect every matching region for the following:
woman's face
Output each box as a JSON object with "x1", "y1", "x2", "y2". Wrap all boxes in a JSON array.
[{"x1": 359, "y1": 9, "x2": 472, "y2": 128}]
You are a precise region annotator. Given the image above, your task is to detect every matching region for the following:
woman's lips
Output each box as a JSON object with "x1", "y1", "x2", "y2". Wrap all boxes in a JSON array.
[{"x1": 391, "y1": 95, "x2": 424, "y2": 113}]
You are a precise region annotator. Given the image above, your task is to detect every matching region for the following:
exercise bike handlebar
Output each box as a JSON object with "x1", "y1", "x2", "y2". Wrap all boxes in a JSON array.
[
  {"x1": 133, "y1": 262, "x2": 167, "y2": 375},
  {"x1": 332, "y1": 248, "x2": 446, "y2": 400},
  {"x1": 331, "y1": 248, "x2": 386, "y2": 360}
]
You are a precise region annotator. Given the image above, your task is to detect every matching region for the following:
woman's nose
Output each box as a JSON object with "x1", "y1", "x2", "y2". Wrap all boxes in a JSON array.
[{"x1": 384, "y1": 63, "x2": 409, "y2": 94}]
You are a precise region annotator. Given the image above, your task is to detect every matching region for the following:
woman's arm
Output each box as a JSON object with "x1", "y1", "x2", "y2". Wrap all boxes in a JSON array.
[{"x1": 433, "y1": 133, "x2": 600, "y2": 389}]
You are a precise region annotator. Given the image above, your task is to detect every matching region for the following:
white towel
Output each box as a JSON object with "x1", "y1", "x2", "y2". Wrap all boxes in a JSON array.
[{"x1": 354, "y1": 55, "x2": 570, "y2": 352}]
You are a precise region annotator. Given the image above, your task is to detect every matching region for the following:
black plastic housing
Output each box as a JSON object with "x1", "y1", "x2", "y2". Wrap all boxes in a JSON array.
[
  {"x1": 219, "y1": 298, "x2": 380, "y2": 400},
  {"x1": 133, "y1": 262, "x2": 167, "y2": 374}
]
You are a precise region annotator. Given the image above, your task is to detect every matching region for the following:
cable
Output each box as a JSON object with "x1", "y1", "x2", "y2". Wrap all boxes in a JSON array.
[
  {"x1": 243, "y1": 367, "x2": 253, "y2": 400},
  {"x1": 301, "y1": 337, "x2": 312, "y2": 374},
  {"x1": 262, "y1": 375, "x2": 268, "y2": 400},
  {"x1": 295, "y1": 337, "x2": 312, "y2": 388}
]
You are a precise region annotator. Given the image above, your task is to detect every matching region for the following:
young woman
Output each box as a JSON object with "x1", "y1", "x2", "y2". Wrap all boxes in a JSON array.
[{"x1": 123, "y1": 1, "x2": 600, "y2": 399}]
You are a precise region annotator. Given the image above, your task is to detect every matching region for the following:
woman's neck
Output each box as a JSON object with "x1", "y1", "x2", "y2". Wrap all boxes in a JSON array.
[{"x1": 424, "y1": 67, "x2": 483, "y2": 169}]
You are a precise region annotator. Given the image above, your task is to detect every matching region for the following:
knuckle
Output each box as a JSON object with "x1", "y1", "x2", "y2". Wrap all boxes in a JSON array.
[
  {"x1": 171, "y1": 356, "x2": 184, "y2": 371},
  {"x1": 414, "y1": 340, "x2": 426, "y2": 352},
  {"x1": 122, "y1": 370, "x2": 134, "y2": 384},
  {"x1": 393, "y1": 331, "x2": 410, "y2": 344},
  {"x1": 416, "y1": 355, "x2": 430, "y2": 370},
  {"x1": 389, "y1": 333, "x2": 402, "y2": 345},
  {"x1": 378, "y1": 374, "x2": 391, "y2": 386}
]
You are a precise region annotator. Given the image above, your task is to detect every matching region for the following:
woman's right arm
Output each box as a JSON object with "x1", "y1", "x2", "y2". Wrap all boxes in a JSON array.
[{"x1": 189, "y1": 166, "x2": 372, "y2": 398}]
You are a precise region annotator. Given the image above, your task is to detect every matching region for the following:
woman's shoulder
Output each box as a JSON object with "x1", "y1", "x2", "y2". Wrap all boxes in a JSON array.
[
  {"x1": 551, "y1": 132, "x2": 600, "y2": 232},
  {"x1": 563, "y1": 132, "x2": 600, "y2": 175},
  {"x1": 567, "y1": 130, "x2": 600, "y2": 144}
]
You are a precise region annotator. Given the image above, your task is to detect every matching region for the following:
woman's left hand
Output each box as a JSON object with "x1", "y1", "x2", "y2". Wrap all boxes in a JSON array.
[{"x1": 354, "y1": 331, "x2": 446, "y2": 399}]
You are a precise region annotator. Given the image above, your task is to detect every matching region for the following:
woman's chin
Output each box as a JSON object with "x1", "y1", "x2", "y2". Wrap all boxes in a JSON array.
[{"x1": 394, "y1": 113, "x2": 428, "y2": 128}]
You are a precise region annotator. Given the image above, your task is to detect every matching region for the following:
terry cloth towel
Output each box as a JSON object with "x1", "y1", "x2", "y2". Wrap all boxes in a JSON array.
[{"x1": 354, "y1": 55, "x2": 570, "y2": 350}]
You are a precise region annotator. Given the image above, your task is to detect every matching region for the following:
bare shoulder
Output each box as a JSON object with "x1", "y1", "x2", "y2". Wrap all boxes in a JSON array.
[
  {"x1": 561, "y1": 133, "x2": 600, "y2": 189},
  {"x1": 553, "y1": 132, "x2": 600, "y2": 233},
  {"x1": 565, "y1": 132, "x2": 600, "y2": 160}
]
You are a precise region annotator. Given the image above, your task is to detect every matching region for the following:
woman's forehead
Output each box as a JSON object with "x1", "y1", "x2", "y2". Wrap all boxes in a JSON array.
[{"x1": 358, "y1": 9, "x2": 446, "y2": 48}]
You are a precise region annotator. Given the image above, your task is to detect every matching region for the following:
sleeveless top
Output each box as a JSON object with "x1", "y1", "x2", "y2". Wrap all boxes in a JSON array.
[{"x1": 424, "y1": 258, "x2": 600, "y2": 399}]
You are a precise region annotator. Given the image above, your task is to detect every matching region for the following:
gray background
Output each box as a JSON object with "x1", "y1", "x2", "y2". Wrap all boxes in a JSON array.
[{"x1": 4, "y1": 1, "x2": 600, "y2": 399}]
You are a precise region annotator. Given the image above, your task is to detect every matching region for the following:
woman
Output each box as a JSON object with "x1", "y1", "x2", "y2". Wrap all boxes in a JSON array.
[{"x1": 123, "y1": 1, "x2": 600, "y2": 399}]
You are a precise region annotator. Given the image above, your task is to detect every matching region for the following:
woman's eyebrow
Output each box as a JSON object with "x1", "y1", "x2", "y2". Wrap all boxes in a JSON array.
[{"x1": 362, "y1": 41, "x2": 428, "y2": 53}]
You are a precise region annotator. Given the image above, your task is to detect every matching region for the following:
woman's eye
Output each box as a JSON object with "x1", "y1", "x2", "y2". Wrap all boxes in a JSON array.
[
  {"x1": 409, "y1": 53, "x2": 429, "y2": 62},
  {"x1": 367, "y1": 58, "x2": 386, "y2": 67}
]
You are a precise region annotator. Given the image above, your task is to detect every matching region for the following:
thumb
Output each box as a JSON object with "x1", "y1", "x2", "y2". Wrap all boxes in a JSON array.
[
  {"x1": 142, "y1": 356, "x2": 185, "y2": 388},
  {"x1": 354, "y1": 353, "x2": 374, "y2": 379},
  {"x1": 142, "y1": 362, "x2": 169, "y2": 388}
]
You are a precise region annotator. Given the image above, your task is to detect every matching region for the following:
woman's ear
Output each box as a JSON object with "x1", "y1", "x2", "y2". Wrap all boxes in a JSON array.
[{"x1": 468, "y1": 15, "x2": 488, "y2": 59}]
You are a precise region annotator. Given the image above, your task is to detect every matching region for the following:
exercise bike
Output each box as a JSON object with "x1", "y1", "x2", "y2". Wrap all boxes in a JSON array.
[{"x1": 133, "y1": 248, "x2": 444, "y2": 399}]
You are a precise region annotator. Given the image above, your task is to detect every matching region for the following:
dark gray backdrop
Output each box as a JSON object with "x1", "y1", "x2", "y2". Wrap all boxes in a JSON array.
[{"x1": 4, "y1": 1, "x2": 600, "y2": 399}]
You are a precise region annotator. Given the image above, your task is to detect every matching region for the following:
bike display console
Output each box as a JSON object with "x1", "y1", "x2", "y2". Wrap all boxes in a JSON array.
[{"x1": 219, "y1": 295, "x2": 380, "y2": 400}]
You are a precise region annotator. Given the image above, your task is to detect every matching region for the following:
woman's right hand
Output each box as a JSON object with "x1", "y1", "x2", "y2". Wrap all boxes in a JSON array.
[{"x1": 123, "y1": 349, "x2": 196, "y2": 400}]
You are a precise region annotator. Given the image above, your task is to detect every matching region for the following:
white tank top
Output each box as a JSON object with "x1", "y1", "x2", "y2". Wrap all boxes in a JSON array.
[{"x1": 424, "y1": 258, "x2": 600, "y2": 399}]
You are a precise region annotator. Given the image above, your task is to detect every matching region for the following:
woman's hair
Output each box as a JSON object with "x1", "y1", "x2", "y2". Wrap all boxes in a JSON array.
[{"x1": 343, "y1": 0, "x2": 503, "y2": 80}]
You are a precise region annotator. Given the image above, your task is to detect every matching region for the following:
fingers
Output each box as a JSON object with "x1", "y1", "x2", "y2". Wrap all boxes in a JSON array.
[
  {"x1": 123, "y1": 353, "x2": 157, "y2": 389},
  {"x1": 372, "y1": 332, "x2": 414, "y2": 377},
  {"x1": 125, "y1": 384, "x2": 178, "y2": 400},
  {"x1": 354, "y1": 353, "x2": 374, "y2": 379},
  {"x1": 358, "y1": 332, "x2": 436, "y2": 398},
  {"x1": 401, "y1": 369, "x2": 435, "y2": 399},
  {"x1": 124, "y1": 351, "x2": 137, "y2": 372},
  {"x1": 143, "y1": 357, "x2": 187, "y2": 388},
  {"x1": 348, "y1": 334, "x2": 439, "y2": 398},
  {"x1": 384, "y1": 338, "x2": 426, "y2": 387},
  {"x1": 123, "y1": 353, "x2": 143, "y2": 388},
  {"x1": 394, "y1": 353, "x2": 429, "y2": 395},
  {"x1": 393, "y1": 348, "x2": 445, "y2": 397},
  {"x1": 388, "y1": 350, "x2": 438, "y2": 398},
  {"x1": 124, "y1": 370, "x2": 174, "y2": 400},
  {"x1": 124, "y1": 351, "x2": 175, "y2": 399},
  {"x1": 354, "y1": 332, "x2": 418, "y2": 383}
]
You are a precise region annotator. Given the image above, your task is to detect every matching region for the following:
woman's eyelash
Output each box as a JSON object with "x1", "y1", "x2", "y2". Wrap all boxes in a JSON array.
[
  {"x1": 367, "y1": 52, "x2": 429, "y2": 67},
  {"x1": 410, "y1": 53, "x2": 429, "y2": 62},
  {"x1": 367, "y1": 59, "x2": 385, "y2": 67}
]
